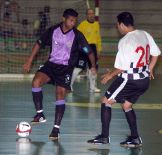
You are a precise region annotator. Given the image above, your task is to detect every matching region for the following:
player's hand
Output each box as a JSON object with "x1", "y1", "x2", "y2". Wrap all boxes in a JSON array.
[
  {"x1": 150, "y1": 69, "x2": 154, "y2": 80},
  {"x1": 90, "y1": 67, "x2": 97, "y2": 76},
  {"x1": 101, "y1": 72, "x2": 112, "y2": 84},
  {"x1": 23, "y1": 60, "x2": 32, "y2": 73}
]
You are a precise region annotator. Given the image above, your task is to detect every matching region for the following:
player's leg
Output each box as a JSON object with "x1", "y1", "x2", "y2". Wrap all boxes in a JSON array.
[
  {"x1": 49, "y1": 65, "x2": 73, "y2": 140},
  {"x1": 87, "y1": 96, "x2": 115, "y2": 144},
  {"x1": 120, "y1": 101, "x2": 142, "y2": 147},
  {"x1": 88, "y1": 45, "x2": 100, "y2": 93},
  {"x1": 88, "y1": 69, "x2": 97, "y2": 92},
  {"x1": 49, "y1": 85, "x2": 67, "y2": 140},
  {"x1": 70, "y1": 67, "x2": 82, "y2": 92},
  {"x1": 101, "y1": 97, "x2": 115, "y2": 139},
  {"x1": 122, "y1": 101, "x2": 139, "y2": 138},
  {"x1": 31, "y1": 72, "x2": 50, "y2": 124},
  {"x1": 119, "y1": 78, "x2": 149, "y2": 147},
  {"x1": 87, "y1": 77, "x2": 127, "y2": 144}
]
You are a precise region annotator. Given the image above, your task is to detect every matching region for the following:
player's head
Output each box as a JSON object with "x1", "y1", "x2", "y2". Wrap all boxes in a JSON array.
[
  {"x1": 116, "y1": 12, "x2": 134, "y2": 35},
  {"x1": 117, "y1": 12, "x2": 134, "y2": 26},
  {"x1": 44, "y1": 6, "x2": 50, "y2": 13},
  {"x1": 62, "y1": 8, "x2": 78, "y2": 29},
  {"x1": 3, "y1": 12, "x2": 10, "y2": 21},
  {"x1": 86, "y1": 8, "x2": 95, "y2": 23}
]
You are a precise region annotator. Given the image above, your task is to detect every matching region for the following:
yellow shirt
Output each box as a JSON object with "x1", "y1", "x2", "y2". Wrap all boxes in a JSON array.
[{"x1": 77, "y1": 20, "x2": 102, "y2": 54}]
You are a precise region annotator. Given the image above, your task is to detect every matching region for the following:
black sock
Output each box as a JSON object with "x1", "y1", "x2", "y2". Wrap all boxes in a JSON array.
[
  {"x1": 124, "y1": 109, "x2": 139, "y2": 138},
  {"x1": 101, "y1": 103, "x2": 111, "y2": 138},
  {"x1": 54, "y1": 104, "x2": 65, "y2": 127},
  {"x1": 32, "y1": 88, "x2": 43, "y2": 112}
]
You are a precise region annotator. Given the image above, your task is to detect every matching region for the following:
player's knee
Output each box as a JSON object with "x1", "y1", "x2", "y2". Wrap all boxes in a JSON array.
[
  {"x1": 56, "y1": 86, "x2": 66, "y2": 100},
  {"x1": 32, "y1": 78, "x2": 42, "y2": 88},
  {"x1": 122, "y1": 101, "x2": 133, "y2": 110}
]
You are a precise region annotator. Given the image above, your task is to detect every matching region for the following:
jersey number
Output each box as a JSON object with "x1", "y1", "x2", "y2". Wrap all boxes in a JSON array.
[{"x1": 135, "y1": 44, "x2": 150, "y2": 68}]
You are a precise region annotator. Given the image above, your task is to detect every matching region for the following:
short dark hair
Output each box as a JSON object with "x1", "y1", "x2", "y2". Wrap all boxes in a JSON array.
[
  {"x1": 22, "y1": 19, "x2": 28, "y2": 25},
  {"x1": 117, "y1": 12, "x2": 134, "y2": 26},
  {"x1": 44, "y1": 6, "x2": 50, "y2": 13},
  {"x1": 4, "y1": 12, "x2": 10, "y2": 18},
  {"x1": 63, "y1": 8, "x2": 78, "y2": 18}
]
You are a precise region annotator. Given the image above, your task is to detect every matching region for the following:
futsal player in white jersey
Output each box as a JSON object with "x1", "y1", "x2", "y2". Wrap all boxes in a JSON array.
[{"x1": 87, "y1": 12, "x2": 161, "y2": 147}]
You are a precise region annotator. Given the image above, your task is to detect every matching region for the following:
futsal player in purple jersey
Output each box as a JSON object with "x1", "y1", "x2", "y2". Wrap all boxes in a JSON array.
[{"x1": 23, "y1": 8, "x2": 96, "y2": 140}]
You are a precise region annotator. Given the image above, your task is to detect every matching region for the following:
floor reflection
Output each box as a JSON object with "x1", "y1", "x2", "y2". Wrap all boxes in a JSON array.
[{"x1": 16, "y1": 138, "x2": 32, "y2": 155}]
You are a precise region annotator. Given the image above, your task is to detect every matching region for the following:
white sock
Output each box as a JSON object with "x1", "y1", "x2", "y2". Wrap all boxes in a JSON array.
[
  {"x1": 88, "y1": 69, "x2": 97, "y2": 90},
  {"x1": 71, "y1": 68, "x2": 82, "y2": 90}
]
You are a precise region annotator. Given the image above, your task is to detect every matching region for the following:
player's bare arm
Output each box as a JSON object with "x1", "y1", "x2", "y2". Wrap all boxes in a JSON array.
[
  {"x1": 149, "y1": 56, "x2": 159, "y2": 80},
  {"x1": 101, "y1": 68, "x2": 123, "y2": 84},
  {"x1": 23, "y1": 43, "x2": 40, "y2": 73}
]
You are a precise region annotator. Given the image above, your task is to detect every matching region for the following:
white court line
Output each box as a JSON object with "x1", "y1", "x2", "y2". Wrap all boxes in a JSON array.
[
  {"x1": 67, "y1": 102, "x2": 162, "y2": 110},
  {"x1": 0, "y1": 74, "x2": 34, "y2": 81}
]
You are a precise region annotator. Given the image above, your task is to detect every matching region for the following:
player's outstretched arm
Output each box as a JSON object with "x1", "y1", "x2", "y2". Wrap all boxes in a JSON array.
[
  {"x1": 101, "y1": 68, "x2": 123, "y2": 84},
  {"x1": 23, "y1": 43, "x2": 40, "y2": 73}
]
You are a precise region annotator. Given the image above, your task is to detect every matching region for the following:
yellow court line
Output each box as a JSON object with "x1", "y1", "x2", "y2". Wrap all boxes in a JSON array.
[{"x1": 68, "y1": 102, "x2": 162, "y2": 110}]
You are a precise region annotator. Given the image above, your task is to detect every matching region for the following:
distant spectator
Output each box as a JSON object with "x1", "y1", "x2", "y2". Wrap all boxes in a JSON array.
[
  {"x1": 0, "y1": 12, "x2": 14, "y2": 49},
  {"x1": 0, "y1": 0, "x2": 11, "y2": 21},
  {"x1": 21, "y1": 19, "x2": 29, "y2": 36},
  {"x1": 44, "y1": 6, "x2": 51, "y2": 28},
  {"x1": 34, "y1": 11, "x2": 47, "y2": 37},
  {"x1": 10, "y1": 0, "x2": 20, "y2": 23},
  {"x1": 20, "y1": 19, "x2": 30, "y2": 49},
  {"x1": 0, "y1": 12, "x2": 14, "y2": 38},
  {"x1": 0, "y1": 0, "x2": 19, "y2": 23},
  {"x1": 34, "y1": 6, "x2": 51, "y2": 37}
]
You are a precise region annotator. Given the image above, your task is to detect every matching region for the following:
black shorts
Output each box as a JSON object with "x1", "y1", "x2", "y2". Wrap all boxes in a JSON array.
[
  {"x1": 37, "y1": 61, "x2": 73, "y2": 90},
  {"x1": 76, "y1": 51, "x2": 87, "y2": 70},
  {"x1": 87, "y1": 44, "x2": 98, "y2": 69},
  {"x1": 76, "y1": 44, "x2": 98, "y2": 70},
  {"x1": 105, "y1": 77, "x2": 150, "y2": 104}
]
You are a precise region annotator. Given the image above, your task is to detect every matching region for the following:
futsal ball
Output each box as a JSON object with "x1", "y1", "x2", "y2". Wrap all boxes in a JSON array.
[{"x1": 16, "y1": 122, "x2": 32, "y2": 137}]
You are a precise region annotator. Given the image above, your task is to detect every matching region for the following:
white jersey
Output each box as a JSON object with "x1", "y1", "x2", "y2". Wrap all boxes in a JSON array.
[{"x1": 115, "y1": 30, "x2": 161, "y2": 80}]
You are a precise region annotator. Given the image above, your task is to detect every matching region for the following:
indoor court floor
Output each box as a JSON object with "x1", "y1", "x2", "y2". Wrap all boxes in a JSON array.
[{"x1": 0, "y1": 74, "x2": 162, "y2": 155}]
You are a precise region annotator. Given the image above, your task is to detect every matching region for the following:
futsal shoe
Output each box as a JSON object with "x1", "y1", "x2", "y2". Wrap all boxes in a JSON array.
[
  {"x1": 31, "y1": 113, "x2": 46, "y2": 125},
  {"x1": 49, "y1": 128, "x2": 60, "y2": 140},
  {"x1": 87, "y1": 134, "x2": 110, "y2": 144},
  {"x1": 120, "y1": 136, "x2": 142, "y2": 148}
]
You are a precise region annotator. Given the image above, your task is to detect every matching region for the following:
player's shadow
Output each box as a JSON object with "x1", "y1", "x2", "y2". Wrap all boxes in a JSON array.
[
  {"x1": 52, "y1": 140, "x2": 65, "y2": 155},
  {"x1": 30, "y1": 140, "x2": 46, "y2": 155},
  {"x1": 88, "y1": 147, "x2": 142, "y2": 155},
  {"x1": 88, "y1": 148, "x2": 110, "y2": 155},
  {"x1": 127, "y1": 147, "x2": 143, "y2": 155}
]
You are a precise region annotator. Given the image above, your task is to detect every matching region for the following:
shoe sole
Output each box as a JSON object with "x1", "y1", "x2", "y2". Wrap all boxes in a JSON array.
[
  {"x1": 31, "y1": 119, "x2": 47, "y2": 125},
  {"x1": 87, "y1": 141, "x2": 109, "y2": 145},
  {"x1": 88, "y1": 143, "x2": 109, "y2": 145},
  {"x1": 120, "y1": 144, "x2": 142, "y2": 148}
]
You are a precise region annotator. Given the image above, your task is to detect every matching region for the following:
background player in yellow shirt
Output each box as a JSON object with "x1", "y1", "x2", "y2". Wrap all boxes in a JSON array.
[{"x1": 71, "y1": 8, "x2": 102, "y2": 93}]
